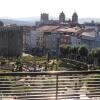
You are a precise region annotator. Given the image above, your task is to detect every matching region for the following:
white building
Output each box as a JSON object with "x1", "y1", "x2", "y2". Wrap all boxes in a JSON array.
[
  {"x1": 36, "y1": 25, "x2": 60, "y2": 50},
  {"x1": 80, "y1": 30, "x2": 97, "y2": 49},
  {"x1": 23, "y1": 29, "x2": 31, "y2": 51},
  {"x1": 30, "y1": 30, "x2": 37, "y2": 49},
  {"x1": 36, "y1": 30, "x2": 44, "y2": 49},
  {"x1": 95, "y1": 31, "x2": 100, "y2": 48},
  {"x1": 84, "y1": 23, "x2": 98, "y2": 32},
  {"x1": 71, "y1": 36, "x2": 81, "y2": 46}
]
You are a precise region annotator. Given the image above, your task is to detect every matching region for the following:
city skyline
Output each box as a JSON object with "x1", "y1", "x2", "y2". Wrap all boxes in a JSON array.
[{"x1": 0, "y1": 0, "x2": 100, "y2": 18}]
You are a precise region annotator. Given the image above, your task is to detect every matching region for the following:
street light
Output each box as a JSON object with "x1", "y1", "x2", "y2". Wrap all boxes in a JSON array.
[
  {"x1": 88, "y1": 65, "x2": 90, "y2": 71},
  {"x1": 56, "y1": 38, "x2": 60, "y2": 71}
]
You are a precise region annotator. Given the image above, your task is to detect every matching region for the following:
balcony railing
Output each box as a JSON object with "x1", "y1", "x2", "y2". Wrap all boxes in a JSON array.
[{"x1": 0, "y1": 71, "x2": 100, "y2": 100}]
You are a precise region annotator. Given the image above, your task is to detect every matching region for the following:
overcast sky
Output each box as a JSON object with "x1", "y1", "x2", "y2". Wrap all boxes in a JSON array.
[{"x1": 0, "y1": 0, "x2": 100, "y2": 18}]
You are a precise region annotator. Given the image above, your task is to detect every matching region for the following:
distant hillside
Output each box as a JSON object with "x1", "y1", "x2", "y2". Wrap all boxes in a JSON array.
[
  {"x1": 17, "y1": 17, "x2": 100, "y2": 24},
  {"x1": 15, "y1": 17, "x2": 40, "y2": 22},
  {"x1": 0, "y1": 19, "x2": 34, "y2": 26},
  {"x1": 79, "y1": 18, "x2": 100, "y2": 24},
  {"x1": 0, "y1": 17, "x2": 100, "y2": 26}
]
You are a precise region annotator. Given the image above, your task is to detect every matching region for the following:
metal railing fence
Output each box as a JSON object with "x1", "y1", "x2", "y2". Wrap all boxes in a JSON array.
[{"x1": 0, "y1": 71, "x2": 100, "y2": 100}]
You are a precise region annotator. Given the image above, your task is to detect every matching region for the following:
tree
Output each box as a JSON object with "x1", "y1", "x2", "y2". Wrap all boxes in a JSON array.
[
  {"x1": 87, "y1": 52, "x2": 94, "y2": 64},
  {"x1": 78, "y1": 45, "x2": 88, "y2": 62},
  {"x1": 15, "y1": 58, "x2": 23, "y2": 72},
  {"x1": 64, "y1": 45, "x2": 71, "y2": 58},
  {"x1": 60, "y1": 45, "x2": 67, "y2": 58},
  {"x1": 91, "y1": 48, "x2": 100, "y2": 66},
  {"x1": 71, "y1": 46, "x2": 79, "y2": 60},
  {"x1": 91, "y1": 48, "x2": 97, "y2": 65}
]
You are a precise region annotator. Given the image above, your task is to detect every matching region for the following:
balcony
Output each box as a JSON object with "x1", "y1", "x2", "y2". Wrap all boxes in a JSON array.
[{"x1": 0, "y1": 71, "x2": 100, "y2": 100}]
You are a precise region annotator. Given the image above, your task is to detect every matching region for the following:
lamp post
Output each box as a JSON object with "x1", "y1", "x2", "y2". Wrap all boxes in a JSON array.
[
  {"x1": 88, "y1": 65, "x2": 90, "y2": 71},
  {"x1": 47, "y1": 51, "x2": 50, "y2": 62},
  {"x1": 56, "y1": 38, "x2": 60, "y2": 71}
]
